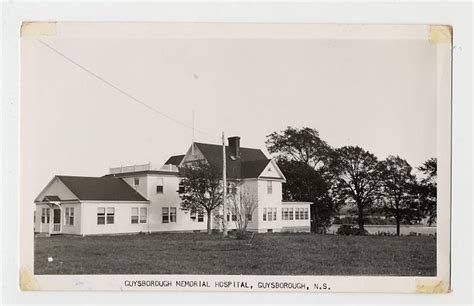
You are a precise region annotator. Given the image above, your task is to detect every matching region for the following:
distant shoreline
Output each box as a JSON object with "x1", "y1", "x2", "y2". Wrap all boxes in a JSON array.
[{"x1": 329, "y1": 224, "x2": 437, "y2": 235}]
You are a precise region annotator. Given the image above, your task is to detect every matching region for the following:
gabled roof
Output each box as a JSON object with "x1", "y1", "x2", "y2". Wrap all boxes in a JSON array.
[
  {"x1": 56, "y1": 175, "x2": 148, "y2": 201},
  {"x1": 241, "y1": 160, "x2": 272, "y2": 178},
  {"x1": 191, "y1": 142, "x2": 275, "y2": 179},
  {"x1": 164, "y1": 154, "x2": 185, "y2": 166}
]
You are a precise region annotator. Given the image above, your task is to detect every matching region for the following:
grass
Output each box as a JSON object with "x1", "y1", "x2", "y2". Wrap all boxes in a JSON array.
[{"x1": 34, "y1": 232, "x2": 436, "y2": 276}]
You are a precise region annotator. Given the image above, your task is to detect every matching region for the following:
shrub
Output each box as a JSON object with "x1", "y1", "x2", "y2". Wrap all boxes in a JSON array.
[
  {"x1": 228, "y1": 230, "x2": 252, "y2": 240},
  {"x1": 336, "y1": 225, "x2": 354, "y2": 235},
  {"x1": 336, "y1": 224, "x2": 368, "y2": 236}
]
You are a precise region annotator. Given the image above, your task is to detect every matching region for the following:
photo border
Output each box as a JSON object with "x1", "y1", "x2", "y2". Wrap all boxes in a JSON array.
[{"x1": 2, "y1": 1, "x2": 472, "y2": 305}]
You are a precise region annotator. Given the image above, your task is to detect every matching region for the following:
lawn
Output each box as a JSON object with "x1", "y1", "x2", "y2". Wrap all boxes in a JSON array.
[{"x1": 34, "y1": 232, "x2": 436, "y2": 276}]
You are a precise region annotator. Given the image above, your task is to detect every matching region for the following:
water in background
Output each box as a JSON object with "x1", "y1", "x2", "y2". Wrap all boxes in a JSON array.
[{"x1": 328, "y1": 225, "x2": 437, "y2": 236}]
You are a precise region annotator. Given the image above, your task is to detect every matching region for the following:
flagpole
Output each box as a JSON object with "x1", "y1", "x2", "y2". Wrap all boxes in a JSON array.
[{"x1": 222, "y1": 132, "x2": 227, "y2": 237}]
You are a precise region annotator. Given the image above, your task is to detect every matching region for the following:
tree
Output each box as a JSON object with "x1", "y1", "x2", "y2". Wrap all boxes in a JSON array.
[
  {"x1": 227, "y1": 180, "x2": 258, "y2": 237},
  {"x1": 266, "y1": 126, "x2": 335, "y2": 170},
  {"x1": 179, "y1": 162, "x2": 223, "y2": 235},
  {"x1": 265, "y1": 127, "x2": 340, "y2": 233},
  {"x1": 417, "y1": 158, "x2": 437, "y2": 225},
  {"x1": 277, "y1": 158, "x2": 342, "y2": 233},
  {"x1": 333, "y1": 146, "x2": 382, "y2": 234},
  {"x1": 379, "y1": 155, "x2": 422, "y2": 235}
]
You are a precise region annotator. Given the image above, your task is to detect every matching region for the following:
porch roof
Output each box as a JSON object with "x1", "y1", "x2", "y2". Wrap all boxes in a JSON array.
[{"x1": 43, "y1": 195, "x2": 61, "y2": 202}]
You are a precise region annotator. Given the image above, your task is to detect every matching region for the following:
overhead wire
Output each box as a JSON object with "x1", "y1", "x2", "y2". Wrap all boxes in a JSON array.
[{"x1": 37, "y1": 39, "x2": 219, "y2": 142}]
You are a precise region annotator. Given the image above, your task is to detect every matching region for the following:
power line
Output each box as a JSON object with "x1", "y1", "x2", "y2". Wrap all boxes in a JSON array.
[{"x1": 37, "y1": 39, "x2": 218, "y2": 141}]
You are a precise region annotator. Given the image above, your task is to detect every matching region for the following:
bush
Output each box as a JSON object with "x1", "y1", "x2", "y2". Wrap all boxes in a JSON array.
[
  {"x1": 336, "y1": 224, "x2": 353, "y2": 235},
  {"x1": 336, "y1": 224, "x2": 368, "y2": 236},
  {"x1": 228, "y1": 230, "x2": 252, "y2": 240}
]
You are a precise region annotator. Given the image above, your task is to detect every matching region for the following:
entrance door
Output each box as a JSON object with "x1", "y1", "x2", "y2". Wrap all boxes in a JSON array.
[{"x1": 52, "y1": 209, "x2": 61, "y2": 233}]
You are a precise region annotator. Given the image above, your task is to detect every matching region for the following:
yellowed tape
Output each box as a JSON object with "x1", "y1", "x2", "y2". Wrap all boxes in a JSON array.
[
  {"x1": 21, "y1": 22, "x2": 57, "y2": 37},
  {"x1": 415, "y1": 281, "x2": 449, "y2": 293},
  {"x1": 19, "y1": 268, "x2": 40, "y2": 291},
  {"x1": 428, "y1": 25, "x2": 452, "y2": 44}
]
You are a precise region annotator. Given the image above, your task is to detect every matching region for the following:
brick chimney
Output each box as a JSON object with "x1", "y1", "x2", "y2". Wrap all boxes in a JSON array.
[{"x1": 228, "y1": 136, "x2": 240, "y2": 158}]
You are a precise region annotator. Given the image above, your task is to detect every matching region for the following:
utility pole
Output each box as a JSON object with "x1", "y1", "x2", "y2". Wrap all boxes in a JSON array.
[{"x1": 222, "y1": 132, "x2": 227, "y2": 237}]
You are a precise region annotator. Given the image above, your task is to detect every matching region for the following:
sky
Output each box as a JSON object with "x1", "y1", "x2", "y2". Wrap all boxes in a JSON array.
[{"x1": 21, "y1": 24, "x2": 437, "y2": 203}]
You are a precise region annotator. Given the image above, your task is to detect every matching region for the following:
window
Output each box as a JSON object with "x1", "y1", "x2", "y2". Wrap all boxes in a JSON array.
[
  {"x1": 131, "y1": 208, "x2": 139, "y2": 224},
  {"x1": 134, "y1": 178, "x2": 140, "y2": 186},
  {"x1": 170, "y1": 207, "x2": 177, "y2": 222},
  {"x1": 197, "y1": 212, "x2": 204, "y2": 222},
  {"x1": 295, "y1": 208, "x2": 300, "y2": 220},
  {"x1": 98, "y1": 207, "x2": 114, "y2": 224},
  {"x1": 162, "y1": 207, "x2": 176, "y2": 223},
  {"x1": 162, "y1": 207, "x2": 169, "y2": 223},
  {"x1": 156, "y1": 178, "x2": 164, "y2": 194},
  {"x1": 97, "y1": 208, "x2": 105, "y2": 224},
  {"x1": 265, "y1": 208, "x2": 277, "y2": 221},
  {"x1": 282, "y1": 208, "x2": 289, "y2": 220},
  {"x1": 131, "y1": 207, "x2": 147, "y2": 224},
  {"x1": 263, "y1": 208, "x2": 277, "y2": 222},
  {"x1": 178, "y1": 181, "x2": 185, "y2": 193},
  {"x1": 140, "y1": 207, "x2": 147, "y2": 223},
  {"x1": 226, "y1": 182, "x2": 237, "y2": 194},
  {"x1": 232, "y1": 214, "x2": 237, "y2": 221},
  {"x1": 267, "y1": 181, "x2": 273, "y2": 194},
  {"x1": 69, "y1": 208, "x2": 74, "y2": 225},
  {"x1": 289, "y1": 208, "x2": 294, "y2": 220},
  {"x1": 304, "y1": 208, "x2": 309, "y2": 220},
  {"x1": 65, "y1": 207, "x2": 74, "y2": 225},
  {"x1": 247, "y1": 214, "x2": 252, "y2": 221},
  {"x1": 41, "y1": 208, "x2": 50, "y2": 223},
  {"x1": 107, "y1": 208, "x2": 115, "y2": 224}
]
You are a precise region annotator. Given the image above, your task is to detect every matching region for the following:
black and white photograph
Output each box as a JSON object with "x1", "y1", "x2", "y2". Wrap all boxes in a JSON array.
[{"x1": 18, "y1": 22, "x2": 452, "y2": 293}]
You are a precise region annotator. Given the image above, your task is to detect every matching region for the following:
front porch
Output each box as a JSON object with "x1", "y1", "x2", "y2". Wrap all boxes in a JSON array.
[{"x1": 35, "y1": 196, "x2": 81, "y2": 236}]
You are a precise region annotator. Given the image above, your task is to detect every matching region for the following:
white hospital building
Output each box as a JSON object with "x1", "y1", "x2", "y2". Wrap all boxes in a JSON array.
[{"x1": 34, "y1": 137, "x2": 311, "y2": 236}]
